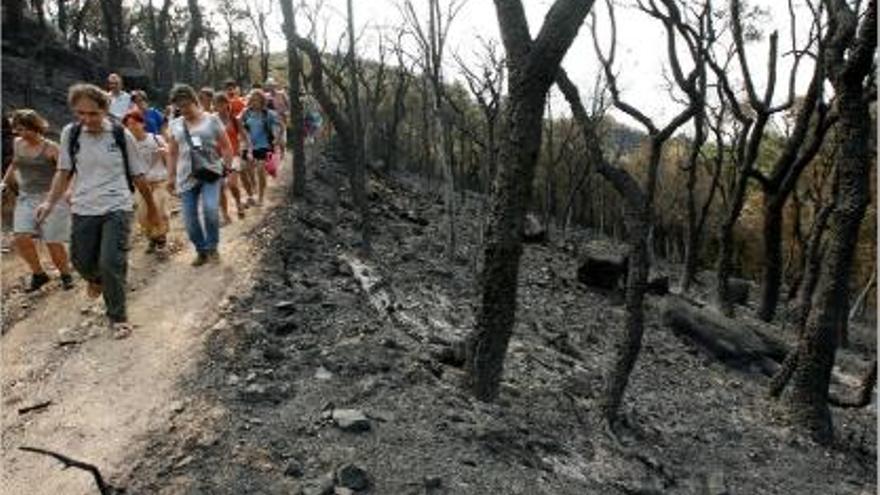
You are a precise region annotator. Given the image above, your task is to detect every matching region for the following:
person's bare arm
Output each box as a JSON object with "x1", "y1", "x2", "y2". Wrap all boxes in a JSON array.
[
  {"x1": 34, "y1": 170, "x2": 74, "y2": 223},
  {"x1": 167, "y1": 135, "x2": 179, "y2": 194}
]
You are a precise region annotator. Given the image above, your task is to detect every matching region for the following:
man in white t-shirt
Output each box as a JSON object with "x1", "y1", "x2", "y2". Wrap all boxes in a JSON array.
[{"x1": 107, "y1": 73, "x2": 133, "y2": 119}]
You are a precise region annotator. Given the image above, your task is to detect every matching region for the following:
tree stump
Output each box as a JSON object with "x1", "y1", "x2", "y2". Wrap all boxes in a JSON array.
[
  {"x1": 577, "y1": 253, "x2": 628, "y2": 290},
  {"x1": 522, "y1": 213, "x2": 547, "y2": 244}
]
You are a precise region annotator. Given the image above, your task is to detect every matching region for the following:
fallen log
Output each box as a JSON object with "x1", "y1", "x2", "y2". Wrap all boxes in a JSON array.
[{"x1": 660, "y1": 295, "x2": 788, "y2": 375}]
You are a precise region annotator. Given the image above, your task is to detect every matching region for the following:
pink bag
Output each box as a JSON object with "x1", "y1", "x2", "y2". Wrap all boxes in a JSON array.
[{"x1": 264, "y1": 151, "x2": 279, "y2": 178}]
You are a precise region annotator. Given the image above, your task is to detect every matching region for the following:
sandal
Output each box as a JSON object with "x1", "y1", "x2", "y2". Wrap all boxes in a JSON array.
[{"x1": 111, "y1": 322, "x2": 133, "y2": 340}]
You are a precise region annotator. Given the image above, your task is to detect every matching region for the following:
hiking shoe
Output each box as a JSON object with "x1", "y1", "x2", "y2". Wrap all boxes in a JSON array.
[
  {"x1": 191, "y1": 252, "x2": 209, "y2": 267},
  {"x1": 60, "y1": 273, "x2": 75, "y2": 290},
  {"x1": 25, "y1": 272, "x2": 51, "y2": 293},
  {"x1": 145, "y1": 240, "x2": 156, "y2": 254},
  {"x1": 206, "y1": 250, "x2": 221, "y2": 264}
]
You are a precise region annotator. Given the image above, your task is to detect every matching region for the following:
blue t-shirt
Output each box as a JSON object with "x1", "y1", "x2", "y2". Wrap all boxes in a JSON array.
[
  {"x1": 242, "y1": 109, "x2": 277, "y2": 150},
  {"x1": 144, "y1": 107, "x2": 165, "y2": 134}
]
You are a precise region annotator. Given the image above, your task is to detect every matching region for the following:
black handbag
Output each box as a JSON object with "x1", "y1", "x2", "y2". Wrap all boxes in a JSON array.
[{"x1": 182, "y1": 120, "x2": 223, "y2": 182}]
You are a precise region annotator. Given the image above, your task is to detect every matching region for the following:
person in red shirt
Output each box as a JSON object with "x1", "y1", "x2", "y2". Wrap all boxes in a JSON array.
[
  {"x1": 213, "y1": 93, "x2": 247, "y2": 220},
  {"x1": 223, "y1": 79, "x2": 254, "y2": 205}
]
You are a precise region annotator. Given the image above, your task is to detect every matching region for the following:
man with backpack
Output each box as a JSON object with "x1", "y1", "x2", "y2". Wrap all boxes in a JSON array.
[{"x1": 35, "y1": 83, "x2": 161, "y2": 339}]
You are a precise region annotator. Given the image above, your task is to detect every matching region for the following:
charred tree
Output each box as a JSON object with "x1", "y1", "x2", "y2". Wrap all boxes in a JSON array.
[
  {"x1": 779, "y1": 0, "x2": 876, "y2": 444},
  {"x1": 183, "y1": 0, "x2": 204, "y2": 83},
  {"x1": 99, "y1": 0, "x2": 126, "y2": 67},
  {"x1": 558, "y1": 0, "x2": 700, "y2": 426},
  {"x1": 280, "y1": 0, "x2": 306, "y2": 198},
  {"x1": 465, "y1": 0, "x2": 595, "y2": 402}
]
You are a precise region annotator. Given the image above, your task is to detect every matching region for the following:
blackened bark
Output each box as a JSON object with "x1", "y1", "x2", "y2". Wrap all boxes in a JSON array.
[
  {"x1": 3, "y1": 0, "x2": 25, "y2": 37},
  {"x1": 346, "y1": 0, "x2": 370, "y2": 251},
  {"x1": 280, "y1": 0, "x2": 306, "y2": 198},
  {"x1": 781, "y1": 0, "x2": 876, "y2": 444},
  {"x1": 99, "y1": 0, "x2": 126, "y2": 68},
  {"x1": 183, "y1": 0, "x2": 204, "y2": 83},
  {"x1": 757, "y1": 195, "x2": 785, "y2": 322},
  {"x1": 466, "y1": 0, "x2": 594, "y2": 401}
]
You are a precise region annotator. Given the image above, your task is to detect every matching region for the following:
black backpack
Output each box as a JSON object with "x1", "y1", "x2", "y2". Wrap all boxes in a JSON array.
[{"x1": 68, "y1": 121, "x2": 134, "y2": 192}]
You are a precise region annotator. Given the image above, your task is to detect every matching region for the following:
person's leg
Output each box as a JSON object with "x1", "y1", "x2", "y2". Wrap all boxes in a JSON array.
[
  {"x1": 219, "y1": 180, "x2": 232, "y2": 224},
  {"x1": 46, "y1": 243, "x2": 72, "y2": 274},
  {"x1": 228, "y1": 171, "x2": 245, "y2": 218},
  {"x1": 180, "y1": 184, "x2": 207, "y2": 254},
  {"x1": 256, "y1": 160, "x2": 267, "y2": 205},
  {"x1": 241, "y1": 162, "x2": 255, "y2": 202},
  {"x1": 200, "y1": 179, "x2": 222, "y2": 258},
  {"x1": 14, "y1": 234, "x2": 43, "y2": 274},
  {"x1": 154, "y1": 182, "x2": 170, "y2": 251},
  {"x1": 70, "y1": 214, "x2": 103, "y2": 292},
  {"x1": 98, "y1": 210, "x2": 132, "y2": 323}
]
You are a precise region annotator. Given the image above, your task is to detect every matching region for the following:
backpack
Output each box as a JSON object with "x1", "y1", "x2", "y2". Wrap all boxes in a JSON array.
[
  {"x1": 242, "y1": 109, "x2": 274, "y2": 148},
  {"x1": 68, "y1": 121, "x2": 134, "y2": 192}
]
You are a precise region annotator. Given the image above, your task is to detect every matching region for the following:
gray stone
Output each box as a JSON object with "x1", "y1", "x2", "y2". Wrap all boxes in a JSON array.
[
  {"x1": 301, "y1": 472, "x2": 335, "y2": 495},
  {"x1": 336, "y1": 463, "x2": 370, "y2": 491},
  {"x1": 332, "y1": 409, "x2": 371, "y2": 432}
]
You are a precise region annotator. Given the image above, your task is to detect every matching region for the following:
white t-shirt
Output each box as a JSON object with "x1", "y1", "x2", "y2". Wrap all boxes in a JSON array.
[
  {"x1": 58, "y1": 120, "x2": 147, "y2": 215},
  {"x1": 109, "y1": 91, "x2": 132, "y2": 119},
  {"x1": 169, "y1": 114, "x2": 226, "y2": 193},
  {"x1": 134, "y1": 133, "x2": 168, "y2": 182}
]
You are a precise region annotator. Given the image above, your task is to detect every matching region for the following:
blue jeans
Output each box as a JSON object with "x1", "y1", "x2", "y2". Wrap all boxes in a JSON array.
[{"x1": 180, "y1": 180, "x2": 221, "y2": 253}]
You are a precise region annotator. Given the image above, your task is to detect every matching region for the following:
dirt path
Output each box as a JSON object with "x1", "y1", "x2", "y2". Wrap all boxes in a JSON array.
[{"x1": 1, "y1": 163, "x2": 290, "y2": 495}]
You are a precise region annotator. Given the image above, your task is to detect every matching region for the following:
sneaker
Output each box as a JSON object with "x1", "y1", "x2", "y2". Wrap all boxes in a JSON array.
[
  {"x1": 145, "y1": 240, "x2": 156, "y2": 254},
  {"x1": 25, "y1": 272, "x2": 51, "y2": 293},
  {"x1": 192, "y1": 252, "x2": 209, "y2": 267},
  {"x1": 60, "y1": 273, "x2": 75, "y2": 290},
  {"x1": 237, "y1": 209, "x2": 246, "y2": 220}
]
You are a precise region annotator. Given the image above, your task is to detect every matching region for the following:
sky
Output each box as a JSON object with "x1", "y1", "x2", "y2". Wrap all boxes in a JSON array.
[{"x1": 257, "y1": 0, "x2": 817, "y2": 131}]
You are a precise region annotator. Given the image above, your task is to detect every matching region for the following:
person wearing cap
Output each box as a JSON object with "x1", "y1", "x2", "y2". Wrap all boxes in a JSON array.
[{"x1": 123, "y1": 109, "x2": 172, "y2": 257}]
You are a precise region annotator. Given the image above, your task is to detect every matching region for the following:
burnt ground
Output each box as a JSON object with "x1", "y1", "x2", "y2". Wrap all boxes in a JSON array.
[{"x1": 124, "y1": 154, "x2": 876, "y2": 495}]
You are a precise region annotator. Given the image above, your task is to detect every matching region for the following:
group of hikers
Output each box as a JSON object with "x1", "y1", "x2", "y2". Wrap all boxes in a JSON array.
[{"x1": 1, "y1": 73, "x2": 321, "y2": 338}]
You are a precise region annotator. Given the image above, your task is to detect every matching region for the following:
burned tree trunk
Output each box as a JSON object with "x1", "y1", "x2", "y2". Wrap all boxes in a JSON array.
[
  {"x1": 280, "y1": 0, "x2": 306, "y2": 198},
  {"x1": 780, "y1": 0, "x2": 875, "y2": 444},
  {"x1": 466, "y1": 0, "x2": 595, "y2": 401},
  {"x1": 99, "y1": 0, "x2": 126, "y2": 68},
  {"x1": 183, "y1": 0, "x2": 204, "y2": 83}
]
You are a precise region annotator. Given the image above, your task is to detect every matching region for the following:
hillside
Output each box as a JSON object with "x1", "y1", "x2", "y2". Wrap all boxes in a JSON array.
[{"x1": 111, "y1": 152, "x2": 875, "y2": 494}]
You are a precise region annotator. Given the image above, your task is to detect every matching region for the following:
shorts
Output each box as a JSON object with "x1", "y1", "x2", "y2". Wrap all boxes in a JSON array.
[
  {"x1": 13, "y1": 194, "x2": 71, "y2": 243},
  {"x1": 253, "y1": 148, "x2": 270, "y2": 161}
]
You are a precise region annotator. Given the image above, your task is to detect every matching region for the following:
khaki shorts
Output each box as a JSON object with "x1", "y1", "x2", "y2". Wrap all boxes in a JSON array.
[{"x1": 135, "y1": 180, "x2": 171, "y2": 239}]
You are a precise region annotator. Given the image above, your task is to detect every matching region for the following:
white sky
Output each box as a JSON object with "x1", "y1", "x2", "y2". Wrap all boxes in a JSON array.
[{"x1": 257, "y1": 0, "x2": 816, "y2": 131}]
